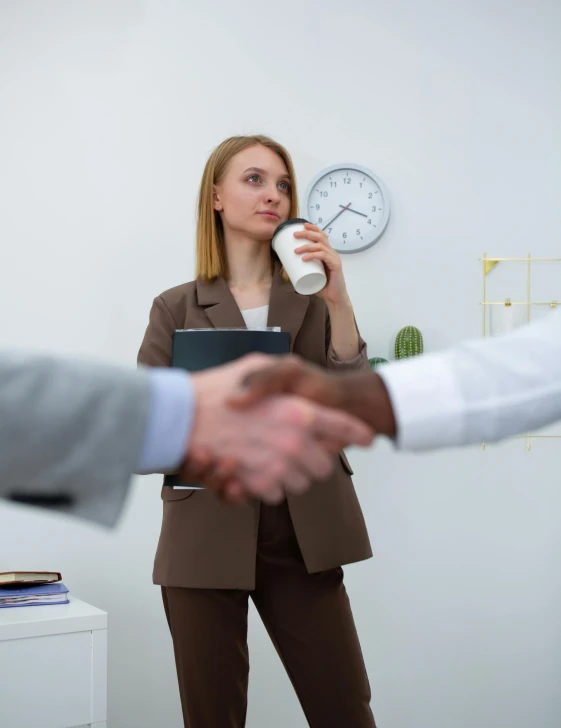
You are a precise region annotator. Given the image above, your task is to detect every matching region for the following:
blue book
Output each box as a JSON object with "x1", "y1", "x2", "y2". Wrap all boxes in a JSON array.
[{"x1": 0, "y1": 582, "x2": 70, "y2": 608}]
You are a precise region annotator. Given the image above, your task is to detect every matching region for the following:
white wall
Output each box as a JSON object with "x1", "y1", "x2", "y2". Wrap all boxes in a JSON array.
[{"x1": 1, "y1": 1, "x2": 560, "y2": 726}]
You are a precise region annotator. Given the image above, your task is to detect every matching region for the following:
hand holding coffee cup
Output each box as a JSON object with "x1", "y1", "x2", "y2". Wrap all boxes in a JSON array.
[
  {"x1": 272, "y1": 219, "x2": 349, "y2": 305},
  {"x1": 272, "y1": 219, "x2": 327, "y2": 295}
]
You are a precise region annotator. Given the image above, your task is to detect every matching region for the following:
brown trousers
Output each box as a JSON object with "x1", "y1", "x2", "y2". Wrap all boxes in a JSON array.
[{"x1": 161, "y1": 501, "x2": 376, "y2": 728}]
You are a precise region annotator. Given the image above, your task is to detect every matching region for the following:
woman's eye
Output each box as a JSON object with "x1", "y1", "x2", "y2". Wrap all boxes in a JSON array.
[
  {"x1": 279, "y1": 181, "x2": 291, "y2": 192},
  {"x1": 247, "y1": 174, "x2": 261, "y2": 183}
]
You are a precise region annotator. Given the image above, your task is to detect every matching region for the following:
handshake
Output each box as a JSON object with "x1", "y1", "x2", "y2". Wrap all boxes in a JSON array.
[{"x1": 181, "y1": 354, "x2": 397, "y2": 504}]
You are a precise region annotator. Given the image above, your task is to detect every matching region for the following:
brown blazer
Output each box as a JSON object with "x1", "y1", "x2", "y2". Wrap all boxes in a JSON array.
[{"x1": 138, "y1": 261, "x2": 372, "y2": 590}]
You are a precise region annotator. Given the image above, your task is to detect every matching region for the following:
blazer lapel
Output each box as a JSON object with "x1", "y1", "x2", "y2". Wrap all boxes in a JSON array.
[
  {"x1": 267, "y1": 261, "x2": 309, "y2": 352},
  {"x1": 196, "y1": 277, "x2": 247, "y2": 329},
  {"x1": 196, "y1": 262, "x2": 309, "y2": 351}
]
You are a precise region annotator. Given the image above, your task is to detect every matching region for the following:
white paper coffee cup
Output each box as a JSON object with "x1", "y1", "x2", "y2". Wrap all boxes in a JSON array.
[{"x1": 271, "y1": 218, "x2": 327, "y2": 296}]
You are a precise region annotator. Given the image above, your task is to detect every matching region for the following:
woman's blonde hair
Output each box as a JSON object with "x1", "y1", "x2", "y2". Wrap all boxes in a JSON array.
[{"x1": 196, "y1": 135, "x2": 298, "y2": 281}]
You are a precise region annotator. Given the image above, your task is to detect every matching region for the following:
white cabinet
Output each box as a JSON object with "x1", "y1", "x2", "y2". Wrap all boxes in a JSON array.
[{"x1": 0, "y1": 597, "x2": 108, "y2": 728}]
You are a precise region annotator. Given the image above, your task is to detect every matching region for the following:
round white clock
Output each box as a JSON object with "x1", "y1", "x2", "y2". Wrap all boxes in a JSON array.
[{"x1": 304, "y1": 163, "x2": 390, "y2": 253}]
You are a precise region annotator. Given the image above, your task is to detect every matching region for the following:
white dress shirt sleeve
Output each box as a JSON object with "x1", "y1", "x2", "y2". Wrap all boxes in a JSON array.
[{"x1": 378, "y1": 308, "x2": 561, "y2": 451}]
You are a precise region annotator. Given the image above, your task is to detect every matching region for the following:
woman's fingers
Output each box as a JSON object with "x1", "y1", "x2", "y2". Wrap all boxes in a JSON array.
[
  {"x1": 302, "y1": 251, "x2": 330, "y2": 264},
  {"x1": 294, "y1": 230, "x2": 328, "y2": 245},
  {"x1": 294, "y1": 242, "x2": 324, "y2": 254},
  {"x1": 303, "y1": 223, "x2": 323, "y2": 233}
]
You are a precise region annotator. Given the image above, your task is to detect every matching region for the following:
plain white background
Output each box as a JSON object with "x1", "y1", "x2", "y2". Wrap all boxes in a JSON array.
[{"x1": 1, "y1": 1, "x2": 560, "y2": 726}]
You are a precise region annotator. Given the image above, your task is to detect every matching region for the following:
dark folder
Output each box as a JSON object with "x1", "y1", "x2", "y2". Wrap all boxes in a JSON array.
[{"x1": 165, "y1": 329, "x2": 291, "y2": 489}]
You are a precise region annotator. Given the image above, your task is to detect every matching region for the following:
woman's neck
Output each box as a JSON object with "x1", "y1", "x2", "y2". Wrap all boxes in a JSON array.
[{"x1": 224, "y1": 233, "x2": 273, "y2": 289}]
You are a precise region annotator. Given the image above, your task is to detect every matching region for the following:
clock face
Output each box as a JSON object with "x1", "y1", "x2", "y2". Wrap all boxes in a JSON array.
[{"x1": 304, "y1": 164, "x2": 390, "y2": 253}]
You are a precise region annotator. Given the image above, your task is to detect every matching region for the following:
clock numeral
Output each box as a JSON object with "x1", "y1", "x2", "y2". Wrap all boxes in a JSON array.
[
  {"x1": 342, "y1": 232, "x2": 347, "y2": 239},
  {"x1": 372, "y1": 206, "x2": 377, "y2": 212},
  {"x1": 356, "y1": 229, "x2": 360, "y2": 236},
  {"x1": 318, "y1": 217, "x2": 323, "y2": 224},
  {"x1": 320, "y1": 191, "x2": 328, "y2": 197},
  {"x1": 368, "y1": 192, "x2": 373, "y2": 199},
  {"x1": 330, "y1": 181, "x2": 337, "y2": 188},
  {"x1": 367, "y1": 218, "x2": 372, "y2": 225},
  {"x1": 359, "y1": 182, "x2": 363, "y2": 188},
  {"x1": 327, "y1": 227, "x2": 332, "y2": 234},
  {"x1": 315, "y1": 204, "x2": 320, "y2": 210},
  {"x1": 343, "y1": 177, "x2": 351, "y2": 184}
]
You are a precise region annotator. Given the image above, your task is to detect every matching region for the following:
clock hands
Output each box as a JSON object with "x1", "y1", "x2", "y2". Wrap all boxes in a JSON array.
[
  {"x1": 339, "y1": 204, "x2": 367, "y2": 218},
  {"x1": 321, "y1": 202, "x2": 352, "y2": 231},
  {"x1": 320, "y1": 201, "x2": 370, "y2": 236}
]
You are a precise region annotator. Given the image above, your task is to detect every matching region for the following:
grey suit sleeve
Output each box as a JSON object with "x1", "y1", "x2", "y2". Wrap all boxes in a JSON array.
[{"x1": 0, "y1": 351, "x2": 152, "y2": 526}]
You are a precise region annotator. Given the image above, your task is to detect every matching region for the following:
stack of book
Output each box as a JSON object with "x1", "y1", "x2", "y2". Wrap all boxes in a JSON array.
[{"x1": 0, "y1": 571, "x2": 70, "y2": 609}]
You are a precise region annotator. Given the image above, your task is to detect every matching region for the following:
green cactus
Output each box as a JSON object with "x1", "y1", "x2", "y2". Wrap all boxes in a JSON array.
[
  {"x1": 395, "y1": 326, "x2": 424, "y2": 359},
  {"x1": 368, "y1": 357, "x2": 389, "y2": 369}
]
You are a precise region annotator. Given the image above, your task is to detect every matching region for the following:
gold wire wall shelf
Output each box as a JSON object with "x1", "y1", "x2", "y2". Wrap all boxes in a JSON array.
[{"x1": 480, "y1": 253, "x2": 561, "y2": 450}]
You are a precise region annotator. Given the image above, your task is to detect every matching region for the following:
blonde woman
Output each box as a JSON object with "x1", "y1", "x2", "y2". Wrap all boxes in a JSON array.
[{"x1": 138, "y1": 135, "x2": 376, "y2": 727}]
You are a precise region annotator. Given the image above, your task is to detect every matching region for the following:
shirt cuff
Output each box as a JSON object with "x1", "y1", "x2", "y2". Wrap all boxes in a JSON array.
[
  {"x1": 137, "y1": 369, "x2": 195, "y2": 473},
  {"x1": 378, "y1": 353, "x2": 465, "y2": 451}
]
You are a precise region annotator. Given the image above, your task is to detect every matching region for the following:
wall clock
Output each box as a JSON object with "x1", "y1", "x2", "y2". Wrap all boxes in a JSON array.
[{"x1": 304, "y1": 163, "x2": 390, "y2": 253}]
